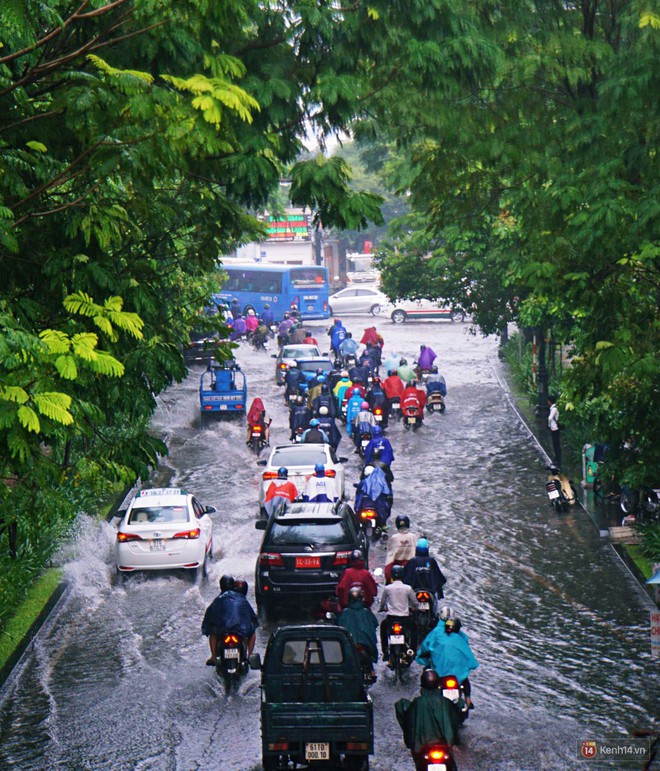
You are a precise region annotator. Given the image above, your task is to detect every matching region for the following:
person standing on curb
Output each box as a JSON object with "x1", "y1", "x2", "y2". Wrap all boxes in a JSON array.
[{"x1": 547, "y1": 395, "x2": 561, "y2": 468}]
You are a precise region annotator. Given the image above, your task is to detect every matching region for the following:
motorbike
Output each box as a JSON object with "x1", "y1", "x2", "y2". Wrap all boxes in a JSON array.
[
  {"x1": 439, "y1": 674, "x2": 470, "y2": 725},
  {"x1": 248, "y1": 423, "x2": 268, "y2": 454},
  {"x1": 412, "y1": 589, "x2": 438, "y2": 643},
  {"x1": 385, "y1": 618, "x2": 416, "y2": 683},
  {"x1": 545, "y1": 466, "x2": 577, "y2": 512},
  {"x1": 216, "y1": 632, "x2": 249, "y2": 691},
  {"x1": 412, "y1": 743, "x2": 458, "y2": 771},
  {"x1": 356, "y1": 503, "x2": 384, "y2": 543},
  {"x1": 426, "y1": 391, "x2": 446, "y2": 414},
  {"x1": 250, "y1": 330, "x2": 270, "y2": 351},
  {"x1": 372, "y1": 405, "x2": 388, "y2": 428},
  {"x1": 620, "y1": 485, "x2": 660, "y2": 525},
  {"x1": 389, "y1": 396, "x2": 401, "y2": 421},
  {"x1": 292, "y1": 425, "x2": 305, "y2": 443},
  {"x1": 357, "y1": 430, "x2": 372, "y2": 458},
  {"x1": 402, "y1": 400, "x2": 423, "y2": 430}
]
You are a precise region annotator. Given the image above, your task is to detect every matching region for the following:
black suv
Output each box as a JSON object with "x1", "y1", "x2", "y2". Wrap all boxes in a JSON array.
[{"x1": 254, "y1": 502, "x2": 367, "y2": 617}]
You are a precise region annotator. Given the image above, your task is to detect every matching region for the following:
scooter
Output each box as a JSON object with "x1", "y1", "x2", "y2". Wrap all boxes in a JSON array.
[
  {"x1": 412, "y1": 589, "x2": 438, "y2": 643},
  {"x1": 357, "y1": 430, "x2": 372, "y2": 458},
  {"x1": 385, "y1": 618, "x2": 415, "y2": 683},
  {"x1": 426, "y1": 391, "x2": 446, "y2": 414},
  {"x1": 247, "y1": 423, "x2": 268, "y2": 454},
  {"x1": 545, "y1": 466, "x2": 577, "y2": 512},
  {"x1": 356, "y1": 504, "x2": 384, "y2": 543},
  {"x1": 389, "y1": 396, "x2": 401, "y2": 421},
  {"x1": 403, "y1": 400, "x2": 423, "y2": 430},
  {"x1": 216, "y1": 633, "x2": 249, "y2": 692},
  {"x1": 439, "y1": 674, "x2": 470, "y2": 724},
  {"x1": 620, "y1": 485, "x2": 660, "y2": 525},
  {"x1": 412, "y1": 743, "x2": 458, "y2": 771}
]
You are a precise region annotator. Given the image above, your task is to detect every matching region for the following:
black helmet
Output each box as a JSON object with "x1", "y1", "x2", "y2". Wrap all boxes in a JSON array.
[
  {"x1": 445, "y1": 618, "x2": 462, "y2": 634},
  {"x1": 234, "y1": 579, "x2": 248, "y2": 596},
  {"x1": 399, "y1": 358, "x2": 407, "y2": 365},
  {"x1": 350, "y1": 549, "x2": 363, "y2": 564},
  {"x1": 420, "y1": 669, "x2": 441, "y2": 690},
  {"x1": 220, "y1": 575, "x2": 235, "y2": 592},
  {"x1": 420, "y1": 344, "x2": 426, "y2": 351},
  {"x1": 321, "y1": 383, "x2": 329, "y2": 394},
  {"x1": 410, "y1": 379, "x2": 417, "y2": 387},
  {"x1": 391, "y1": 564, "x2": 404, "y2": 581},
  {"x1": 264, "y1": 303, "x2": 270, "y2": 309},
  {"x1": 395, "y1": 515, "x2": 410, "y2": 530},
  {"x1": 431, "y1": 365, "x2": 438, "y2": 373},
  {"x1": 348, "y1": 585, "x2": 364, "y2": 603},
  {"x1": 388, "y1": 368, "x2": 397, "y2": 376}
]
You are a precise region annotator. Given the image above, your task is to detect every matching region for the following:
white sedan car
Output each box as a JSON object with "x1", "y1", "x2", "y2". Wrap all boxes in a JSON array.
[
  {"x1": 257, "y1": 444, "x2": 347, "y2": 515},
  {"x1": 115, "y1": 488, "x2": 215, "y2": 577},
  {"x1": 328, "y1": 286, "x2": 389, "y2": 316}
]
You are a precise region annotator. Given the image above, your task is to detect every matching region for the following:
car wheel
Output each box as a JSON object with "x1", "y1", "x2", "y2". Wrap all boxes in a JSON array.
[
  {"x1": 328, "y1": 305, "x2": 333, "y2": 316},
  {"x1": 391, "y1": 310, "x2": 406, "y2": 324},
  {"x1": 450, "y1": 310, "x2": 465, "y2": 323},
  {"x1": 370, "y1": 304, "x2": 382, "y2": 316}
]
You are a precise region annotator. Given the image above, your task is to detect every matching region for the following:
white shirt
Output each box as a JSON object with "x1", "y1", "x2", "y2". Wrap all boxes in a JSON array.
[
  {"x1": 548, "y1": 404, "x2": 559, "y2": 431},
  {"x1": 378, "y1": 580, "x2": 420, "y2": 616}
]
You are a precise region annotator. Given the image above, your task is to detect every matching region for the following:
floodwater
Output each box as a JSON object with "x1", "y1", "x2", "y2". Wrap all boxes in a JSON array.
[{"x1": 0, "y1": 317, "x2": 656, "y2": 771}]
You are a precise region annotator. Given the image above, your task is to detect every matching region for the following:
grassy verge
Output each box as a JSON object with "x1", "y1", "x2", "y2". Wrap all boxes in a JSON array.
[
  {"x1": 0, "y1": 567, "x2": 63, "y2": 672},
  {"x1": 622, "y1": 545, "x2": 653, "y2": 581}
]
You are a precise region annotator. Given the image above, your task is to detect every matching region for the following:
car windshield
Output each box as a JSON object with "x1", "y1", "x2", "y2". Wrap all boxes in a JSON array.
[
  {"x1": 128, "y1": 506, "x2": 189, "y2": 525},
  {"x1": 280, "y1": 639, "x2": 343, "y2": 665},
  {"x1": 268, "y1": 520, "x2": 348, "y2": 546},
  {"x1": 282, "y1": 346, "x2": 319, "y2": 359},
  {"x1": 270, "y1": 447, "x2": 327, "y2": 467},
  {"x1": 298, "y1": 360, "x2": 332, "y2": 373}
]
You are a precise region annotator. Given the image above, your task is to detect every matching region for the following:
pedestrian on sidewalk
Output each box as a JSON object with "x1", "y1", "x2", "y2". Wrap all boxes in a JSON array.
[{"x1": 547, "y1": 395, "x2": 561, "y2": 468}]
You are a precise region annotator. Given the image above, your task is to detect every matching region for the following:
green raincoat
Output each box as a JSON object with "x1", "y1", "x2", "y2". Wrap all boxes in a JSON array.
[
  {"x1": 395, "y1": 689, "x2": 459, "y2": 752},
  {"x1": 337, "y1": 600, "x2": 379, "y2": 662}
]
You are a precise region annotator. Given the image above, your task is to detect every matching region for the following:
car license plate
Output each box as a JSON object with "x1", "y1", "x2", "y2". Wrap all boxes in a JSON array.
[
  {"x1": 150, "y1": 539, "x2": 165, "y2": 551},
  {"x1": 389, "y1": 634, "x2": 405, "y2": 645},
  {"x1": 548, "y1": 488, "x2": 560, "y2": 499},
  {"x1": 305, "y1": 743, "x2": 329, "y2": 761},
  {"x1": 224, "y1": 648, "x2": 240, "y2": 659},
  {"x1": 407, "y1": 417, "x2": 416, "y2": 423},
  {"x1": 442, "y1": 688, "x2": 459, "y2": 700},
  {"x1": 418, "y1": 602, "x2": 429, "y2": 611},
  {"x1": 295, "y1": 556, "x2": 321, "y2": 569}
]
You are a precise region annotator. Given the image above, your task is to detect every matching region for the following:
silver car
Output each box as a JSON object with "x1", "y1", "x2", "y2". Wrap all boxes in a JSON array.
[
  {"x1": 274, "y1": 343, "x2": 323, "y2": 384},
  {"x1": 328, "y1": 286, "x2": 389, "y2": 316}
]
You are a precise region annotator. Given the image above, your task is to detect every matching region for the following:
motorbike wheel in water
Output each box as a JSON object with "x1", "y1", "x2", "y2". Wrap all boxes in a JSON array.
[{"x1": 216, "y1": 634, "x2": 248, "y2": 693}]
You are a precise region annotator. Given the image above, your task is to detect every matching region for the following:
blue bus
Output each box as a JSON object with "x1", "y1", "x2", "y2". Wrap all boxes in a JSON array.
[{"x1": 213, "y1": 263, "x2": 330, "y2": 321}]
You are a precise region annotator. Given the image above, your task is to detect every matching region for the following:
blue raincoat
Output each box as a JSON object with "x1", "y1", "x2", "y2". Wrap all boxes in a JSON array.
[
  {"x1": 346, "y1": 393, "x2": 364, "y2": 436},
  {"x1": 354, "y1": 467, "x2": 391, "y2": 524},
  {"x1": 339, "y1": 337, "x2": 360, "y2": 358},
  {"x1": 383, "y1": 354, "x2": 402, "y2": 374},
  {"x1": 415, "y1": 628, "x2": 479, "y2": 684},
  {"x1": 330, "y1": 323, "x2": 348, "y2": 352},
  {"x1": 364, "y1": 435, "x2": 394, "y2": 466}
]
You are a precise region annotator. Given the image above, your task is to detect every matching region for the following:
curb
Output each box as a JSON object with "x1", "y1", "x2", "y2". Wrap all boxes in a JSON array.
[{"x1": 0, "y1": 581, "x2": 69, "y2": 693}]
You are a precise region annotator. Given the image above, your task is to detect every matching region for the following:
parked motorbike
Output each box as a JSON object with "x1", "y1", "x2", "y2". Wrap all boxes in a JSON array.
[
  {"x1": 439, "y1": 674, "x2": 470, "y2": 725},
  {"x1": 248, "y1": 423, "x2": 268, "y2": 454},
  {"x1": 216, "y1": 633, "x2": 249, "y2": 691},
  {"x1": 426, "y1": 391, "x2": 446, "y2": 414},
  {"x1": 403, "y1": 401, "x2": 423, "y2": 430},
  {"x1": 545, "y1": 466, "x2": 577, "y2": 512},
  {"x1": 386, "y1": 618, "x2": 415, "y2": 682},
  {"x1": 412, "y1": 743, "x2": 458, "y2": 771},
  {"x1": 412, "y1": 589, "x2": 438, "y2": 643},
  {"x1": 620, "y1": 485, "x2": 660, "y2": 525}
]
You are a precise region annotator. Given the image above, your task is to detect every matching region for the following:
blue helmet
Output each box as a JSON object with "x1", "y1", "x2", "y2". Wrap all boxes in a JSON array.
[
  {"x1": 314, "y1": 463, "x2": 325, "y2": 476},
  {"x1": 372, "y1": 425, "x2": 382, "y2": 436},
  {"x1": 277, "y1": 467, "x2": 288, "y2": 479},
  {"x1": 416, "y1": 538, "x2": 429, "y2": 556},
  {"x1": 309, "y1": 418, "x2": 320, "y2": 427},
  {"x1": 317, "y1": 375, "x2": 326, "y2": 383}
]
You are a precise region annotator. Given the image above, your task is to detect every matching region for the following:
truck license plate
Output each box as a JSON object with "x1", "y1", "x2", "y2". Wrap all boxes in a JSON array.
[
  {"x1": 389, "y1": 634, "x2": 405, "y2": 645},
  {"x1": 305, "y1": 742, "x2": 329, "y2": 761},
  {"x1": 224, "y1": 648, "x2": 239, "y2": 659},
  {"x1": 150, "y1": 539, "x2": 165, "y2": 551}
]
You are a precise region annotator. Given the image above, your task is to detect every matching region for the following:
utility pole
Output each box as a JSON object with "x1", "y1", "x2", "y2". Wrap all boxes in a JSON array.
[
  {"x1": 314, "y1": 223, "x2": 323, "y2": 266},
  {"x1": 535, "y1": 325, "x2": 548, "y2": 418}
]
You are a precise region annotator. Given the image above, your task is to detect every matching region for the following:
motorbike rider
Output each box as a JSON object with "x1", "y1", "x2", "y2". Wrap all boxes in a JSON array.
[
  {"x1": 361, "y1": 341, "x2": 382, "y2": 375},
  {"x1": 354, "y1": 466, "x2": 393, "y2": 529},
  {"x1": 304, "y1": 330, "x2": 319, "y2": 345},
  {"x1": 259, "y1": 303, "x2": 274, "y2": 326},
  {"x1": 352, "y1": 401, "x2": 378, "y2": 449},
  {"x1": 289, "y1": 322, "x2": 307, "y2": 344},
  {"x1": 336, "y1": 550, "x2": 378, "y2": 609},
  {"x1": 303, "y1": 463, "x2": 338, "y2": 502},
  {"x1": 378, "y1": 564, "x2": 421, "y2": 658},
  {"x1": 202, "y1": 575, "x2": 259, "y2": 665},
  {"x1": 402, "y1": 379, "x2": 427, "y2": 413},
  {"x1": 312, "y1": 382, "x2": 338, "y2": 418},
  {"x1": 348, "y1": 360, "x2": 371, "y2": 388},
  {"x1": 230, "y1": 314, "x2": 247, "y2": 341},
  {"x1": 366, "y1": 376, "x2": 390, "y2": 428},
  {"x1": 416, "y1": 617, "x2": 478, "y2": 709},
  {"x1": 383, "y1": 368, "x2": 405, "y2": 400},
  {"x1": 414, "y1": 344, "x2": 437, "y2": 373},
  {"x1": 229, "y1": 298, "x2": 241, "y2": 320},
  {"x1": 338, "y1": 332, "x2": 360, "y2": 364},
  {"x1": 301, "y1": 417, "x2": 329, "y2": 444},
  {"x1": 397, "y1": 358, "x2": 416, "y2": 384},
  {"x1": 385, "y1": 515, "x2": 421, "y2": 582},
  {"x1": 289, "y1": 394, "x2": 311, "y2": 441},
  {"x1": 362, "y1": 446, "x2": 394, "y2": 487},
  {"x1": 403, "y1": 539, "x2": 447, "y2": 599},
  {"x1": 345, "y1": 388, "x2": 366, "y2": 438},
  {"x1": 360, "y1": 326, "x2": 384, "y2": 350},
  {"x1": 425, "y1": 365, "x2": 447, "y2": 399},
  {"x1": 245, "y1": 308, "x2": 259, "y2": 334},
  {"x1": 316, "y1": 406, "x2": 341, "y2": 451},
  {"x1": 333, "y1": 371, "x2": 354, "y2": 408},
  {"x1": 283, "y1": 362, "x2": 304, "y2": 398},
  {"x1": 364, "y1": 425, "x2": 395, "y2": 467},
  {"x1": 306, "y1": 372, "x2": 326, "y2": 408},
  {"x1": 337, "y1": 585, "x2": 378, "y2": 683},
  {"x1": 395, "y1": 669, "x2": 461, "y2": 770},
  {"x1": 328, "y1": 318, "x2": 348, "y2": 355},
  {"x1": 277, "y1": 313, "x2": 294, "y2": 347},
  {"x1": 246, "y1": 397, "x2": 271, "y2": 445},
  {"x1": 264, "y1": 467, "x2": 299, "y2": 516}
]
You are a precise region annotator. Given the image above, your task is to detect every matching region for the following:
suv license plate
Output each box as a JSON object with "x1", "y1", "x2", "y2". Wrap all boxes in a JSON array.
[
  {"x1": 150, "y1": 539, "x2": 165, "y2": 552},
  {"x1": 389, "y1": 634, "x2": 405, "y2": 645},
  {"x1": 224, "y1": 648, "x2": 240, "y2": 659},
  {"x1": 305, "y1": 743, "x2": 329, "y2": 761},
  {"x1": 296, "y1": 556, "x2": 321, "y2": 569}
]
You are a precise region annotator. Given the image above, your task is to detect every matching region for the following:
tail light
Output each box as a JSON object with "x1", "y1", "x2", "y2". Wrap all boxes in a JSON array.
[
  {"x1": 360, "y1": 509, "x2": 376, "y2": 520},
  {"x1": 428, "y1": 749, "x2": 447, "y2": 761},
  {"x1": 263, "y1": 471, "x2": 279, "y2": 480},
  {"x1": 345, "y1": 742, "x2": 368, "y2": 750},
  {"x1": 374, "y1": 408, "x2": 382, "y2": 415},
  {"x1": 324, "y1": 469, "x2": 336, "y2": 477},
  {"x1": 203, "y1": 405, "x2": 213, "y2": 411},
  {"x1": 279, "y1": 363, "x2": 288, "y2": 370},
  {"x1": 443, "y1": 677, "x2": 458, "y2": 689},
  {"x1": 268, "y1": 742, "x2": 289, "y2": 751},
  {"x1": 172, "y1": 528, "x2": 201, "y2": 539},
  {"x1": 224, "y1": 634, "x2": 240, "y2": 645},
  {"x1": 392, "y1": 623, "x2": 403, "y2": 634},
  {"x1": 323, "y1": 301, "x2": 328, "y2": 311},
  {"x1": 417, "y1": 591, "x2": 430, "y2": 602},
  {"x1": 252, "y1": 425, "x2": 262, "y2": 433},
  {"x1": 260, "y1": 552, "x2": 284, "y2": 567},
  {"x1": 117, "y1": 532, "x2": 142, "y2": 542},
  {"x1": 333, "y1": 550, "x2": 352, "y2": 566}
]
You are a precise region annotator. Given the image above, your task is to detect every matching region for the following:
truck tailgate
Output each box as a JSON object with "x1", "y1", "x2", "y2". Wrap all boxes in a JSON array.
[{"x1": 264, "y1": 701, "x2": 372, "y2": 743}]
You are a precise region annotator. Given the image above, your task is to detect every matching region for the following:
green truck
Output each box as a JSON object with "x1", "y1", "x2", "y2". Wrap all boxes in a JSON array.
[{"x1": 250, "y1": 625, "x2": 374, "y2": 770}]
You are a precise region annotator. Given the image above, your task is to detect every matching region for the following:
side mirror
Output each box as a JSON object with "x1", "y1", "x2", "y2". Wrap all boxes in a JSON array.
[
  {"x1": 255, "y1": 520, "x2": 267, "y2": 530},
  {"x1": 339, "y1": 457, "x2": 349, "y2": 463},
  {"x1": 248, "y1": 653, "x2": 262, "y2": 670},
  {"x1": 257, "y1": 459, "x2": 267, "y2": 466},
  {"x1": 204, "y1": 505, "x2": 217, "y2": 515}
]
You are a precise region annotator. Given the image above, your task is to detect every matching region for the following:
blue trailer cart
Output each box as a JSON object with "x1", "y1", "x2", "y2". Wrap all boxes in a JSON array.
[{"x1": 199, "y1": 362, "x2": 247, "y2": 425}]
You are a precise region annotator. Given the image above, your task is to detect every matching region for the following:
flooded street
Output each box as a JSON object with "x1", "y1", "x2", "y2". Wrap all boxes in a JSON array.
[{"x1": 0, "y1": 317, "x2": 656, "y2": 770}]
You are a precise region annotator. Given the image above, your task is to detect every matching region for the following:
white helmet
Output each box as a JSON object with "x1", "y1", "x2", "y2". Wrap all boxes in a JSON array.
[
  {"x1": 248, "y1": 309, "x2": 255, "y2": 315},
  {"x1": 319, "y1": 405, "x2": 329, "y2": 416},
  {"x1": 439, "y1": 605, "x2": 455, "y2": 621},
  {"x1": 363, "y1": 465, "x2": 374, "y2": 476}
]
